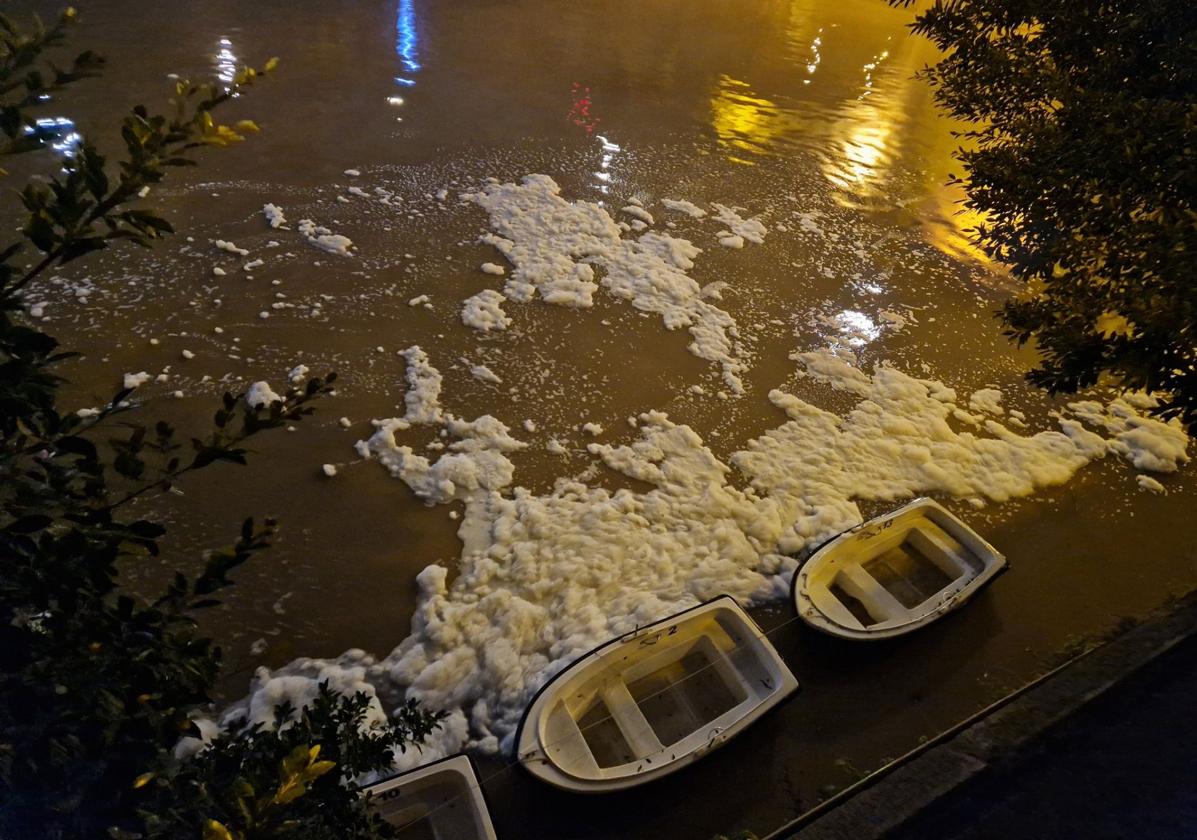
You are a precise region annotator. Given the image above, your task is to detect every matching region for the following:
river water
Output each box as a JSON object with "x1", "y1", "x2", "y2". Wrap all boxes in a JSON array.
[{"x1": 13, "y1": 0, "x2": 1197, "y2": 837}]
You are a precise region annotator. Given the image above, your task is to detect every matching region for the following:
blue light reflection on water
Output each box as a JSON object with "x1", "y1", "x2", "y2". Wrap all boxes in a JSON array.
[
  {"x1": 396, "y1": 0, "x2": 420, "y2": 76},
  {"x1": 390, "y1": 0, "x2": 420, "y2": 112}
]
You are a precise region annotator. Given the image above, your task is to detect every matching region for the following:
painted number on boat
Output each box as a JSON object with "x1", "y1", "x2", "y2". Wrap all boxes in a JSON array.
[
  {"x1": 858, "y1": 518, "x2": 895, "y2": 540},
  {"x1": 638, "y1": 624, "x2": 680, "y2": 646}
]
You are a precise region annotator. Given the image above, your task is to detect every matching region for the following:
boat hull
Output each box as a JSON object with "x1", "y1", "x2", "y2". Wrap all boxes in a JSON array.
[{"x1": 515, "y1": 595, "x2": 799, "y2": 792}]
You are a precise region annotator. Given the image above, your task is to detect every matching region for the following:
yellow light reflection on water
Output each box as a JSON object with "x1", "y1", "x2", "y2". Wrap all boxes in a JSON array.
[
  {"x1": 824, "y1": 120, "x2": 894, "y2": 193},
  {"x1": 701, "y1": 0, "x2": 995, "y2": 266},
  {"x1": 709, "y1": 76, "x2": 788, "y2": 166},
  {"x1": 818, "y1": 43, "x2": 909, "y2": 206},
  {"x1": 921, "y1": 181, "x2": 994, "y2": 266}
]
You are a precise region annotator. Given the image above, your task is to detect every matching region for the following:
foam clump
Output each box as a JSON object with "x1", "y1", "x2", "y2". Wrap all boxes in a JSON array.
[
  {"x1": 297, "y1": 218, "x2": 354, "y2": 256},
  {"x1": 1067, "y1": 397, "x2": 1190, "y2": 473},
  {"x1": 661, "y1": 198, "x2": 706, "y2": 218},
  {"x1": 359, "y1": 347, "x2": 527, "y2": 507},
  {"x1": 464, "y1": 175, "x2": 747, "y2": 393},
  {"x1": 215, "y1": 239, "x2": 249, "y2": 256},
  {"x1": 711, "y1": 203, "x2": 767, "y2": 244},
  {"x1": 969, "y1": 387, "x2": 1004, "y2": 416},
  {"x1": 461, "y1": 289, "x2": 512, "y2": 332},
  {"x1": 123, "y1": 371, "x2": 151, "y2": 389},
  {"x1": 471, "y1": 364, "x2": 502, "y2": 384},
  {"x1": 244, "y1": 381, "x2": 282, "y2": 408},
  {"x1": 262, "y1": 203, "x2": 287, "y2": 229}
]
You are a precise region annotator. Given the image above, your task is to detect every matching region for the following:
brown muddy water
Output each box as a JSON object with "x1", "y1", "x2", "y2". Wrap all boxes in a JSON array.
[{"x1": 11, "y1": 0, "x2": 1197, "y2": 838}]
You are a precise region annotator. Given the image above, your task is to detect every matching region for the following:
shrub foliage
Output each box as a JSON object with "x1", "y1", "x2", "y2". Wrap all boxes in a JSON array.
[
  {"x1": 0, "y1": 10, "x2": 441, "y2": 839},
  {"x1": 892, "y1": 0, "x2": 1197, "y2": 426}
]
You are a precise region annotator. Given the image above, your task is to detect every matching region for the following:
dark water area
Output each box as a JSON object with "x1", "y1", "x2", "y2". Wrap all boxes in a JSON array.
[{"x1": 6, "y1": 1, "x2": 1196, "y2": 837}]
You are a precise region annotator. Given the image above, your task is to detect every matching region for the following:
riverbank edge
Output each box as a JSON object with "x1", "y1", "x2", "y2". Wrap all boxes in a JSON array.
[{"x1": 766, "y1": 587, "x2": 1197, "y2": 840}]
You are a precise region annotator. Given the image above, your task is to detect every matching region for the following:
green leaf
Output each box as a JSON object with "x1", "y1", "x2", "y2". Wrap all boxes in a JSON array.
[
  {"x1": 305, "y1": 760, "x2": 336, "y2": 780},
  {"x1": 280, "y1": 743, "x2": 310, "y2": 779}
]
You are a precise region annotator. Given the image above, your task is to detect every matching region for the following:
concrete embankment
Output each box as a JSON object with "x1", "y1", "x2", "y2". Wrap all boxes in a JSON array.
[{"x1": 770, "y1": 590, "x2": 1197, "y2": 840}]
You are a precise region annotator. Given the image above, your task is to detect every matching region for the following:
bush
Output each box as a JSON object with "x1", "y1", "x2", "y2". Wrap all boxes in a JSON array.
[
  {"x1": 0, "y1": 10, "x2": 441, "y2": 839},
  {"x1": 136, "y1": 689, "x2": 443, "y2": 840},
  {"x1": 891, "y1": 0, "x2": 1197, "y2": 427}
]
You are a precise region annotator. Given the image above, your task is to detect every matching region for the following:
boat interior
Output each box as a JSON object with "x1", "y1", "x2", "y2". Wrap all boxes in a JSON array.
[
  {"x1": 541, "y1": 611, "x2": 776, "y2": 779},
  {"x1": 823, "y1": 517, "x2": 985, "y2": 629},
  {"x1": 370, "y1": 767, "x2": 483, "y2": 840}
]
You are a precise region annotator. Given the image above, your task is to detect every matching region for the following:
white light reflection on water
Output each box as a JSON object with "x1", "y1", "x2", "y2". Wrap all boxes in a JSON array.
[
  {"x1": 824, "y1": 119, "x2": 894, "y2": 193},
  {"x1": 214, "y1": 37, "x2": 236, "y2": 90},
  {"x1": 824, "y1": 309, "x2": 881, "y2": 347},
  {"x1": 804, "y1": 30, "x2": 823, "y2": 85},
  {"x1": 858, "y1": 44, "x2": 890, "y2": 100},
  {"x1": 819, "y1": 39, "x2": 923, "y2": 205},
  {"x1": 594, "y1": 134, "x2": 620, "y2": 198},
  {"x1": 25, "y1": 116, "x2": 81, "y2": 158}
]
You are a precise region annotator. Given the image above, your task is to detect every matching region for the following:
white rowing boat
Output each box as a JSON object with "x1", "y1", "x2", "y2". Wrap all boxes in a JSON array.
[
  {"x1": 793, "y1": 497, "x2": 1006, "y2": 640},
  {"x1": 364, "y1": 754, "x2": 497, "y2": 840},
  {"x1": 515, "y1": 595, "x2": 798, "y2": 792}
]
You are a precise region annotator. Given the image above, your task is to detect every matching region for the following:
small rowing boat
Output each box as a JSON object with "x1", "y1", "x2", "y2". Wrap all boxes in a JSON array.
[
  {"x1": 793, "y1": 497, "x2": 1006, "y2": 640},
  {"x1": 364, "y1": 753, "x2": 497, "y2": 839},
  {"x1": 515, "y1": 595, "x2": 798, "y2": 792}
]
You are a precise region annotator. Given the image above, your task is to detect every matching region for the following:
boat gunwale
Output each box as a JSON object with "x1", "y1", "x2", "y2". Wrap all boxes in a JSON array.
[
  {"x1": 791, "y1": 497, "x2": 1006, "y2": 639},
  {"x1": 514, "y1": 594, "x2": 797, "y2": 790}
]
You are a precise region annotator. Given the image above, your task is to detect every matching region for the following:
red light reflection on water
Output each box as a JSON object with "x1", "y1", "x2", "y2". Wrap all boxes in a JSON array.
[{"x1": 568, "y1": 82, "x2": 600, "y2": 134}]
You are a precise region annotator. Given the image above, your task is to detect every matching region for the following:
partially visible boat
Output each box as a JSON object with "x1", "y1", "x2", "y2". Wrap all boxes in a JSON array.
[
  {"x1": 793, "y1": 497, "x2": 1006, "y2": 640},
  {"x1": 515, "y1": 595, "x2": 798, "y2": 792},
  {"x1": 364, "y1": 754, "x2": 497, "y2": 840}
]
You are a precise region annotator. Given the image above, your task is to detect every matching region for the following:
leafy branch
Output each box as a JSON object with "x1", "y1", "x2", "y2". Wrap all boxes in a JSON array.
[
  {"x1": 0, "y1": 7, "x2": 104, "y2": 160},
  {"x1": 137, "y1": 687, "x2": 447, "y2": 840},
  {"x1": 0, "y1": 9, "x2": 443, "y2": 840},
  {"x1": 8, "y1": 57, "x2": 276, "y2": 296},
  {"x1": 889, "y1": 0, "x2": 1197, "y2": 426}
]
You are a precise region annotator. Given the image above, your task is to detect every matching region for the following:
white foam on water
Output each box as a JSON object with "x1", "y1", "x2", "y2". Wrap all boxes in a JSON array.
[
  {"x1": 232, "y1": 346, "x2": 1188, "y2": 770},
  {"x1": 244, "y1": 381, "x2": 282, "y2": 408},
  {"x1": 464, "y1": 175, "x2": 747, "y2": 393},
  {"x1": 262, "y1": 203, "x2": 287, "y2": 229},
  {"x1": 470, "y1": 364, "x2": 502, "y2": 384},
  {"x1": 661, "y1": 198, "x2": 706, "y2": 218},
  {"x1": 461, "y1": 289, "x2": 511, "y2": 332},
  {"x1": 968, "y1": 387, "x2": 1004, "y2": 416},
  {"x1": 123, "y1": 371, "x2": 151, "y2": 389},
  {"x1": 711, "y1": 203, "x2": 767, "y2": 244},
  {"x1": 1066, "y1": 397, "x2": 1190, "y2": 473},
  {"x1": 297, "y1": 218, "x2": 354, "y2": 256}
]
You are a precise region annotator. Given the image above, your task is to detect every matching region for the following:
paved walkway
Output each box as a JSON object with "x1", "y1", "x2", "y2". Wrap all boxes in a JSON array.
[
  {"x1": 776, "y1": 595, "x2": 1197, "y2": 840},
  {"x1": 886, "y1": 632, "x2": 1197, "y2": 840}
]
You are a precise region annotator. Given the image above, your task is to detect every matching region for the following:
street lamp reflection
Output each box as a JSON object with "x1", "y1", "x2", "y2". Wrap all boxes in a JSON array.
[
  {"x1": 214, "y1": 37, "x2": 236, "y2": 90},
  {"x1": 395, "y1": 0, "x2": 421, "y2": 86},
  {"x1": 709, "y1": 75, "x2": 787, "y2": 166},
  {"x1": 24, "y1": 116, "x2": 81, "y2": 158}
]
